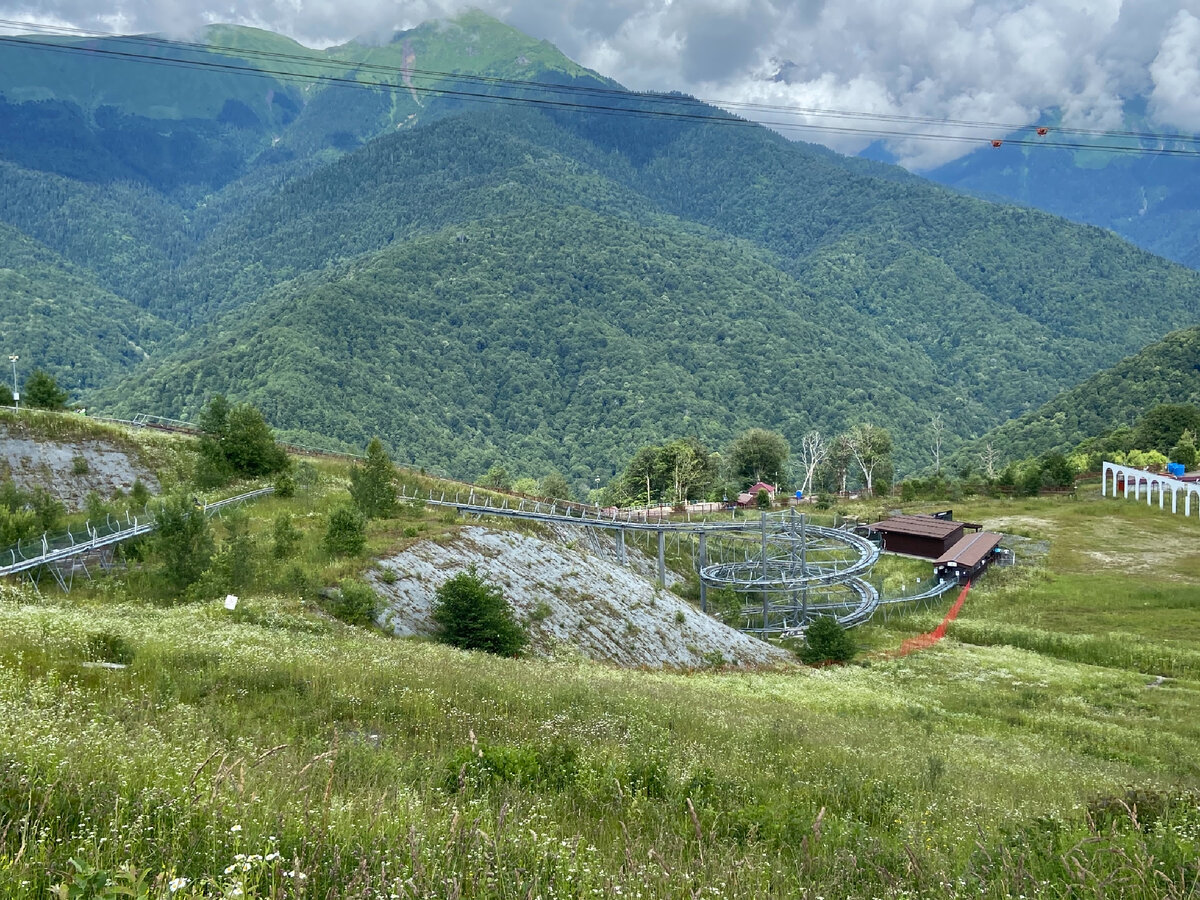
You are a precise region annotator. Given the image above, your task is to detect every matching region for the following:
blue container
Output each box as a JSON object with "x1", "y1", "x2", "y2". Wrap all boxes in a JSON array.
[
  {"x1": 795, "y1": 490, "x2": 804, "y2": 499},
  {"x1": 1168, "y1": 462, "x2": 1186, "y2": 478}
]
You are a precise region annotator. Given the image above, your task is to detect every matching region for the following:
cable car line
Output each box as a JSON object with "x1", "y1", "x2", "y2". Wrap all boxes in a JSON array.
[{"x1": 2, "y1": 20, "x2": 1199, "y2": 158}]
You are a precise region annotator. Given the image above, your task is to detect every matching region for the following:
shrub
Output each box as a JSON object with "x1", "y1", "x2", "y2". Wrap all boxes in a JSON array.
[
  {"x1": 129, "y1": 478, "x2": 151, "y2": 508},
  {"x1": 326, "y1": 578, "x2": 380, "y2": 626},
  {"x1": 323, "y1": 506, "x2": 366, "y2": 556},
  {"x1": 85, "y1": 631, "x2": 135, "y2": 665},
  {"x1": 22, "y1": 369, "x2": 68, "y2": 409},
  {"x1": 755, "y1": 488, "x2": 771, "y2": 509},
  {"x1": 273, "y1": 470, "x2": 296, "y2": 498},
  {"x1": 432, "y1": 567, "x2": 527, "y2": 656},
  {"x1": 151, "y1": 493, "x2": 215, "y2": 592},
  {"x1": 71, "y1": 455, "x2": 89, "y2": 475},
  {"x1": 800, "y1": 616, "x2": 856, "y2": 665},
  {"x1": 272, "y1": 514, "x2": 301, "y2": 559},
  {"x1": 349, "y1": 437, "x2": 397, "y2": 518}
]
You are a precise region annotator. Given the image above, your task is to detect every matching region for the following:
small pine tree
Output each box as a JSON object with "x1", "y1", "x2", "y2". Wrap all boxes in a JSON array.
[
  {"x1": 323, "y1": 506, "x2": 366, "y2": 556},
  {"x1": 800, "y1": 616, "x2": 856, "y2": 665},
  {"x1": 22, "y1": 369, "x2": 68, "y2": 409},
  {"x1": 272, "y1": 513, "x2": 301, "y2": 559},
  {"x1": 349, "y1": 437, "x2": 397, "y2": 518},
  {"x1": 152, "y1": 493, "x2": 215, "y2": 592},
  {"x1": 432, "y1": 567, "x2": 527, "y2": 656},
  {"x1": 755, "y1": 488, "x2": 771, "y2": 509}
]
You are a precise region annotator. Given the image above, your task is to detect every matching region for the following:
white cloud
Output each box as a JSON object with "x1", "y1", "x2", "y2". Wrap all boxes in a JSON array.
[
  {"x1": 1149, "y1": 9, "x2": 1200, "y2": 131},
  {"x1": 3, "y1": 0, "x2": 1200, "y2": 168}
]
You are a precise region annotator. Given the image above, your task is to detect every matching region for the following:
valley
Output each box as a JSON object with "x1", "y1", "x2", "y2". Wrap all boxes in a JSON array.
[{"x1": 2, "y1": 10, "x2": 1200, "y2": 898}]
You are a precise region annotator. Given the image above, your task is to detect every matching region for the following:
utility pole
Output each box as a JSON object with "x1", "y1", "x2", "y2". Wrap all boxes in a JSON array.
[{"x1": 8, "y1": 354, "x2": 17, "y2": 410}]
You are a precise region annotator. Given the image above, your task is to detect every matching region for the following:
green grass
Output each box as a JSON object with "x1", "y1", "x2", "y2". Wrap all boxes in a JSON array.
[{"x1": 1, "y1": 471, "x2": 1199, "y2": 897}]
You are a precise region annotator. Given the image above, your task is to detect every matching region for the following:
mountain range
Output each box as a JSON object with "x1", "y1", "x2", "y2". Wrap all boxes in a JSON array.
[{"x1": 1, "y1": 13, "x2": 1198, "y2": 490}]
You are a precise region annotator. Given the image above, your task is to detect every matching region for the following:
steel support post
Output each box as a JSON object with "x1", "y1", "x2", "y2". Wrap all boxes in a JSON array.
[
  {"x1": 657, "y1": 529, "x2": 666, "y2": 584},
  {"x1": 698, "y1": 531, "x2": 708, "y2": 613},
  {"x1": 761, "y1": 512, "x2": 769, "y2": 634}
]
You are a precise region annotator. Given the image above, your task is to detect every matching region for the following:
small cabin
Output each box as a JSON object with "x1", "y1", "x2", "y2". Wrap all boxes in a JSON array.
[
  {"x1": 867, "y1": 514, "x2": 979, "y2": 559},
  {"x1": 934, "y1": 532, "x2": 1005, "y2": 582}
]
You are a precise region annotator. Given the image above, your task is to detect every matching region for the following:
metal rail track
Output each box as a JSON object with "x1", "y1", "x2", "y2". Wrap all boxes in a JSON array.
[{"x1": 0, "y1": 488, "x2": 274, "y2": 586}]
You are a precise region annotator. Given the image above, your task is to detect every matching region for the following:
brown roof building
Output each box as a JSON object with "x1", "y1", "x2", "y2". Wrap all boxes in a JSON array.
[
  {"x1": 867, "y1": 515, "x2": 966, "y2": 559},
  {"x1": 934, "y1": 532, "x2": 1005, "y2": 582}
]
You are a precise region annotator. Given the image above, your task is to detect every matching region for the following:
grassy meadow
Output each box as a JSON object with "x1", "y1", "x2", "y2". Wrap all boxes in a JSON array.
[{"x1": 1, "y1": 446, "x2": 1199, "y2": 898}]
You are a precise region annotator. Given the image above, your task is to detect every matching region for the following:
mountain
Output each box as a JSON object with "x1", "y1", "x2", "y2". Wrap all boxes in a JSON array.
[
  {"x1": 955, "y1": 325, "x2": 1200, "y2": 467},
  {"x1": 3, "y1": 13, "x2": 1200, "y2": 487},
  {"x1": 0, "y1": 224, "x2": 176, "y2": 395},
  {"x1": 922, "y1": 112, "x2": 1200, "y2": 268}
]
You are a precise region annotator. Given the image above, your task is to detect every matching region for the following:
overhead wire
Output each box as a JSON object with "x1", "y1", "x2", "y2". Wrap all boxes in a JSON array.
[{"x1": 1, "y1": 18, "x2": 1199, "y2": 157}]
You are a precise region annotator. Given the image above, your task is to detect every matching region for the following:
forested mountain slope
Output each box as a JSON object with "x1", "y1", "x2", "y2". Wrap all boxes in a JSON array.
[
  {"x1": 924, "y1": 116, "x2": 1200, "y2": 269},
  {"x1": 956, "y1": 325, "x2": 1200, "y2": 467},
  {"x1": 0, "y1": 225, "x2": 176, "y2": 394},
  {"x1": 4, "y1": 12, "x2": 1200, "y2": 484}
]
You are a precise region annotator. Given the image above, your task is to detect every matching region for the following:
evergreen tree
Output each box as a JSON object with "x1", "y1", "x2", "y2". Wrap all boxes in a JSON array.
[
  {"x1": 22, "y1": 369, "x2": 68, "y2": 409},
  {"x1": 349, "y1": 437, "x2": 397, "y2": 518},
  {"x1": 152, "y1": 493, "x2": 214, "y2": 592},
  {"x1": 432, "y1": 566, "x2": 527, "y2": 656},
  {"x1": 800, "y1": 616, "x2": 856, "y2": 665},
  {"x1": 323, "y1": 506, "x2": 366, "y2": 556},
  {"x1": 195, "y1": 395, "x2": 287, "y2": 486}
]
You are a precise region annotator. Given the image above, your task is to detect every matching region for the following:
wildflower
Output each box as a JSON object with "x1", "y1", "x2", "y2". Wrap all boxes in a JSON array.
[
  {"x1": 230, "y1": 824, "x2": 243, "y2": 833},
  {"x1": 169, "y1": 877, "x2": 190, "y2": 893}
]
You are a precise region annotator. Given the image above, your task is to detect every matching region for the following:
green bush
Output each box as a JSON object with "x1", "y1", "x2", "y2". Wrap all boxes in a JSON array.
[
  {"x1": 800, "y1": 616, "x2": 856, "y2": 665},
  {"x1": 84, "y1": 631, "x2": 135, "y2": 665},
  {"x1": 150, "y1": 493, "x2": 214, "y2": 592},
  {"x1": 432, "y1": 567, "x2": 527, "y2": 656},
  {"x1": 323, "y1": 506, "x2": 366, "y2": 556},
  {"x1": 326, "y1": 578, "x2": 379, "y2": 626},
  {"x1": 272, "y1": 513, "x2": 301, "y2": 559},
  {"x1": 273, "y1": 470, "x2": 296, "y2": 498}
]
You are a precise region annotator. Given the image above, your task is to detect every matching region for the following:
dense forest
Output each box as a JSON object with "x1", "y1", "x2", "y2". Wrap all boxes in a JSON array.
[
  {"x1": 925, "y1": 114, "x2": 1200, "y2": 269},
  {"x1": 3, "y1": 13, "x2": 1200, "y2": 487},
  {"x1": 956, "y1": 325, "x2": 1200, "y2": 470}
]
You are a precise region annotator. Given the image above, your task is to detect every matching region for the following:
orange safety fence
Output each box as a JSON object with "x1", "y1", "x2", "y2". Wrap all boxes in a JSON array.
[{"x1": 887, "y1": 580, "x2": 971, "y2": 658}]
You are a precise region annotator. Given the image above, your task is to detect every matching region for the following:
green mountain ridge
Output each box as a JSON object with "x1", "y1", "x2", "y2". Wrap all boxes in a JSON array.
[
  {"x1": 4, "y1": 13, "x2": 1200, "y2": 486},
  {"x1": 0, "y1": 223, "x2": 177, "y2": 393},
  {"x1": 957, "y1": 324, "x2": 1200, "y2": 468}
]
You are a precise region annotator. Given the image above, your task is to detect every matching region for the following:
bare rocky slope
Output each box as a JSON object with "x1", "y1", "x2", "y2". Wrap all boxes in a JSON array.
[
  {"x1": 0, "y1": 423, "x2": 160, "y2": 510},
  {"x1": 369, "y1": 523, "x2": 793, "y2": 669}
]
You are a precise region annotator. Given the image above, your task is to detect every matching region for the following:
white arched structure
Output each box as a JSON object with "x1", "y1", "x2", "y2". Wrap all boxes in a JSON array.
[{"x1": 1102, "y1": 461, "x2": 1200, "y2": 517}]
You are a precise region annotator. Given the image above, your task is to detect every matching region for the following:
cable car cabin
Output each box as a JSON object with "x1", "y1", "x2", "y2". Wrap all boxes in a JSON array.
[{"x1": 933, "y1": 532, "x2": 1005, "y2": 583}]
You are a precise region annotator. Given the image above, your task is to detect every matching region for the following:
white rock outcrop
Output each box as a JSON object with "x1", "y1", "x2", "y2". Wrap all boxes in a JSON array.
[{"x1": 369, "y1": 524, "x2": 792, "y2": 669}]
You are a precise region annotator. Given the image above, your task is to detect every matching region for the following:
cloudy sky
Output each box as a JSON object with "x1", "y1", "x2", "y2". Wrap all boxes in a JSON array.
[{"x1": 2, "y1": 0, "x2": 1199, "y2": 168}]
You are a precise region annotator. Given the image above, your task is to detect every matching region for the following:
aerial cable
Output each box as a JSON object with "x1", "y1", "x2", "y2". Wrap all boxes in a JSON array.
[
  {"x1": 4, "y1": 16, "x2": 1197, "y2": 146},
  {"x1": 1, "y1": 22, "x2": 1198, "y2": 157}
]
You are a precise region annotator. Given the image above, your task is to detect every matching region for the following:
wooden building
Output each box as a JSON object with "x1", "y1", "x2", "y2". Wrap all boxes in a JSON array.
[
  {"x1": 867, "y1": 514, "x2": 969, "y2": 559},
  {"x1": 934, "y1": 532, "x2": 1005, "y2": 582}
]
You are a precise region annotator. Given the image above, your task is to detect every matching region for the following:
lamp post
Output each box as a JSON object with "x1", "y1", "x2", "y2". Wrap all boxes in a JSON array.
[{"x1": 7, "y1": 354, "x2": 16, "y2": 410}]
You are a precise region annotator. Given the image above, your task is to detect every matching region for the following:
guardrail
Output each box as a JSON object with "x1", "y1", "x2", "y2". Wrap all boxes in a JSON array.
[{"x1": 0, "y1": 487, "x2": 275, "y2": 584}]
